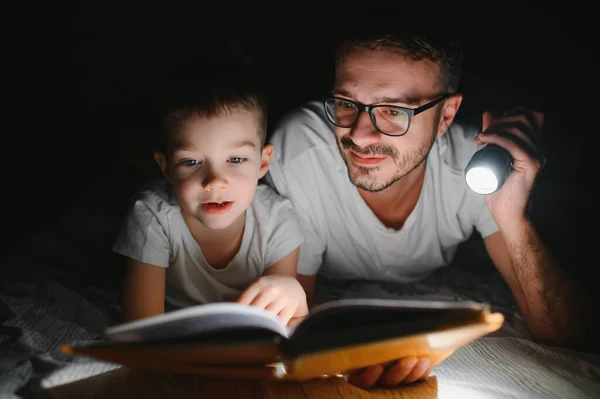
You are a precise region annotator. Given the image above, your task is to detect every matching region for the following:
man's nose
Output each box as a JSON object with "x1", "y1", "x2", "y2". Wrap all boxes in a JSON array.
[
  {"x1": 349, "y1": 111, "x2": 381, "y2": 147},
  {"x1": 201, "y1": 166, "x2": 227, "y2": 191}
]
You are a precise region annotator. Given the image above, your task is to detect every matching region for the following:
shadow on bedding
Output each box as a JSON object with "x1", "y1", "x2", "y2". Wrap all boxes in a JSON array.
[{"x1": 0, "y1": 168, "x2": 147, "y2": 397}]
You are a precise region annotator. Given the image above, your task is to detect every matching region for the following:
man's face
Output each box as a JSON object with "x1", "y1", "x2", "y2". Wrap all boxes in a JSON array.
[{"x1": 332, "y1": 49, "x2": 445, "y2": 192}]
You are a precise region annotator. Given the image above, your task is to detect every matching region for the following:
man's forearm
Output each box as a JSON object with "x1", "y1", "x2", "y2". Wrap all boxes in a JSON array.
[{"x1": 501, "y1": 219, "x2": 590, "y2": 349}]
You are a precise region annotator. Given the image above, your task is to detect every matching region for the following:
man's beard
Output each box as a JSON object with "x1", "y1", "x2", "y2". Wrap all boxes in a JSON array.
[{"x1": 337, "y1": 128, "x2": 438, "y2": 192}]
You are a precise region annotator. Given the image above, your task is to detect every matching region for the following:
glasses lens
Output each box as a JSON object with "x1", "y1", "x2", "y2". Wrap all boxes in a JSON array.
[
  {"x1": 372, "y1": 106, "x2": 410, "y2": 135},
  {"x1": 325, "y1": 98, "x2": 357, "y2": 127}
]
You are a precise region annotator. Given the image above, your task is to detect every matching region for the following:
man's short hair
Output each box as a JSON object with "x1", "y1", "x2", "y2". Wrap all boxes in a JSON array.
[{"x1": 335, "y1": 33, "x2": 464, "y2": 94}]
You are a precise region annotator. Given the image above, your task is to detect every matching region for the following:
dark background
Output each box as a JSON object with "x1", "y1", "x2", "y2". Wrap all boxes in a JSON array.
[{"x1": 2, "y1": 4, "x2": 596, "y2": 281}]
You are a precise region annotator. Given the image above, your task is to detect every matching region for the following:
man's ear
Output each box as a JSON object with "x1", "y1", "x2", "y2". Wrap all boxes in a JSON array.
[
  {"x1": 436, "y1": 93, "x2": 463, "y2": 136},
  {"x1": 153, "y1": 151, "x2": 170, "y2": 179},
  {"x1": 259, "y1": 143, "x2": 274, "y2": 179}
]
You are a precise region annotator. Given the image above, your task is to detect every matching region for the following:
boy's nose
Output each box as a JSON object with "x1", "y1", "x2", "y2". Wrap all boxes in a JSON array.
[{"x1": 202, "y1": 169, "x2": 227, "y2": 191}]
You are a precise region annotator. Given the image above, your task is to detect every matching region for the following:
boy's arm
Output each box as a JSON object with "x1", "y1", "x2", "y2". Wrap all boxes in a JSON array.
[
  {"x1": 122, "y1": 258, "x2": 166, "y2": 322},
  {"x1": 263, "y1": 247, "x2": 300, "y2": 277}
]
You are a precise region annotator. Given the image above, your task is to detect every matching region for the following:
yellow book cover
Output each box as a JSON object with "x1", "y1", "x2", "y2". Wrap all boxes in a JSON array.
[{"x1": 60, "y1": 298, "x2": 504, "y2": 381}]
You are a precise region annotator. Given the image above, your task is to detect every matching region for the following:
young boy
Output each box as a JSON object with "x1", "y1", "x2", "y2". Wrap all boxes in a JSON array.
[{"x1": 112, "y1": 73, "x2": 307, "y2": 326}]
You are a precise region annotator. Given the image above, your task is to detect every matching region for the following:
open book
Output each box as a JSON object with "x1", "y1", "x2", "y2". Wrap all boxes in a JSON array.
[{"x1": 60, "y1": 298, "x2": 504, "y2": 381}]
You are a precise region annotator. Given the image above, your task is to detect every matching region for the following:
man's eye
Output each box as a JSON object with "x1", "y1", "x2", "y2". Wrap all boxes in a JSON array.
[{"x1": 229, "y1": 157, "x2": 247, "y2": 164}]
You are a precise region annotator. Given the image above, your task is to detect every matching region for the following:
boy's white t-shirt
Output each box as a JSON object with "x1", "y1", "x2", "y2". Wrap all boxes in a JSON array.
[
  {"x1": 265, "y1": 100, "x2": 499, "y2": 282},
  {"x1": 112, "y1": 179, "x2": 305, "y2": 308}
]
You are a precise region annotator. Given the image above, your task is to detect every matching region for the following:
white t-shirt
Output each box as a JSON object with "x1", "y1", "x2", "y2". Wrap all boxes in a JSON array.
[
  {"x1": 265, "y1": 100, "x2": 499, "y2": 282},
  {"x1": 112, "y1": 179, "x2": 305, "y2": 308}
]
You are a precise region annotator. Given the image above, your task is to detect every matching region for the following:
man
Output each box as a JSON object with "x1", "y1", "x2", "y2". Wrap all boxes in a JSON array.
[{"x1": 265, "y1": 34, "x2": 587, "y2": 388}]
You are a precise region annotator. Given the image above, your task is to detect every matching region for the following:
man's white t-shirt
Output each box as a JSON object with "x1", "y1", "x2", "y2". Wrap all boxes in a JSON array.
[
  {"x1": 112, "y1": 179, "x2": 305, "y2": 308},
  {"x1": 265, "y1": 100, "x2": 499, "y2": 282}
]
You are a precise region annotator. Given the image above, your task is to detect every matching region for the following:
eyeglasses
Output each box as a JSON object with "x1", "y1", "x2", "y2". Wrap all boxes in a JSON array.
[{"x1": 323, "y1": 94, "x2": 450, "y2": 137}]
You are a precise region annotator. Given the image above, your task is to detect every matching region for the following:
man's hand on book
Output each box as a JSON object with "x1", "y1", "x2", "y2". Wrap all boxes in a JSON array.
[
  {"x1": 236, "y1": 275, "x2": 309, "y2": 326},
  {"x1": 346, "y1": 356, "x2": 432, "y2": 388}
]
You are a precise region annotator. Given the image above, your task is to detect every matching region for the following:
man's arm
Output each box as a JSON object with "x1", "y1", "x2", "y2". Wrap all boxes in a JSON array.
[
  {"x1": 478, "y1": 108, "x2": 594, "y2": 350},
  {"x1": 484, "y1": 228, "x2": 592, "y2": 349}
]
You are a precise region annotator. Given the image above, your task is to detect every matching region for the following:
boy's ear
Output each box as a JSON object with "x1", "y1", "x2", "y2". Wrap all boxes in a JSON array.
[
  {"x1": 153, "y1": 151, "x2": 170, "y2": 179},
  {"x1": 259, "y1": 143, "x2": 274, "y2": 179}
]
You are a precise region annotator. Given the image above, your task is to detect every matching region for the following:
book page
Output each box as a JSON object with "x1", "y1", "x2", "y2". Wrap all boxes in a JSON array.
[
  {"x1": 105, "y1": 303, "x2": 290, "y2": 343},
  {"x1": 308, "y1": 298, "x2": 489, "y2": 313},
  {"x1": 285, "y1": 298, "x2": 489, "y2": 355}
]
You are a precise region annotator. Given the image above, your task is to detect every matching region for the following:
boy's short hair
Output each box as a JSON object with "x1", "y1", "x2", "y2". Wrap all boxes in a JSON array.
[{"x1": 159, "y1": 64, "x2": 268, "y2": 155}]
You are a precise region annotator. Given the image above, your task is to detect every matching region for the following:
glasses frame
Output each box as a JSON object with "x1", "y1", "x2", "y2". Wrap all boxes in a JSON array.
[{"x1": 323, "y1": 93, "x2": 451, "y2": 137}]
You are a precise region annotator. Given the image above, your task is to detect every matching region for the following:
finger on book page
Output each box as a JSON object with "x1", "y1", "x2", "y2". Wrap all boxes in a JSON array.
[
  {"x1": 249, "y1": 290, "x2": 280, "y2": 309},
  {"x1": 287, "y1": 315, "x2": 306, "y2": 330},
  {"x1": 265, "y1": 297, "x2": 287, "y2": 316},
  {"x1": 235, "y1": 284, "x2": 260, "y2": 305},
  {"x1": 277, "y1": 303, "x2": 296, "y2": 326}
]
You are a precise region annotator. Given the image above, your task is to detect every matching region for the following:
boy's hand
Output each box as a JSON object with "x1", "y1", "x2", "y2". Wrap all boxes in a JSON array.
[{"x1": 236, "y1": 275, "x2": 309, "y2": 326}]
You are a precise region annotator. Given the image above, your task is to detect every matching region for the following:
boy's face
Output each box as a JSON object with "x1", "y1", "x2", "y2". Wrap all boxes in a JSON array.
[{"x1": 155, "y1": 110, "x2": 272, "y2": 230}]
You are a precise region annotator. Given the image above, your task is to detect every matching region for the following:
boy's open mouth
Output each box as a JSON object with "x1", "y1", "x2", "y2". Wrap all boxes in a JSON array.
[{"x1": 201, "y1": 201, "x2": 233, "y2": 213}]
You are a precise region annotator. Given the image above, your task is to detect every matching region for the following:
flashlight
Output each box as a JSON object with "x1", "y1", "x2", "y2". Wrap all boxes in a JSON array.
[{"x1": 465, "y1": 144, "x2": 513, "y2": 195}]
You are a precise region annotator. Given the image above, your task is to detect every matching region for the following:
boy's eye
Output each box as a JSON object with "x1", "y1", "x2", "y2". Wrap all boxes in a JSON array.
[
  {"x1": 180, "y1": 159, "x2": 199, "y2": 166},
  {"x1": 228, "y1": 157, "x2": 247, "y2": 164}
]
